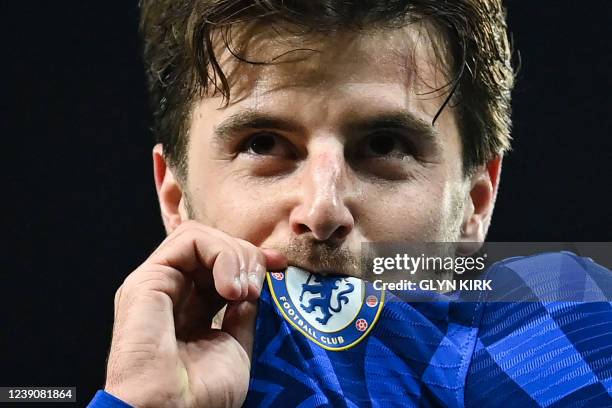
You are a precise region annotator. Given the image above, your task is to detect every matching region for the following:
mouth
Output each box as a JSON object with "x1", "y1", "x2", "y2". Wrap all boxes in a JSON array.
[
  {"x1": 284, "y1": 261, "x2": 362, "y2": 279},
  {"x1": 268, "y1": 237, "x2": 362, "y2": 278}
]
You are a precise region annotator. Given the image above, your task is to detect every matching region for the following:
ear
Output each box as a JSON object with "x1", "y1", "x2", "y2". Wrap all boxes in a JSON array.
[
  {"x1": 153, "y1": 144, "x2": 189, "y2": 234},
  {"x1": 458, "y1": 156, "x2": 502, "y2": 246}
]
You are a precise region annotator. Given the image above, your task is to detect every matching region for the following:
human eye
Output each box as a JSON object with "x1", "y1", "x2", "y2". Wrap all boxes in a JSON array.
[
  {"x1": 357, "y1": 131, "x2": 416, "y2": 159},
  {"x1": 240, "y1": 132, "x2": 297, "y2": 159},
  {"x1": 347, "y1": 131, "x2": 423, "y2": 181}
]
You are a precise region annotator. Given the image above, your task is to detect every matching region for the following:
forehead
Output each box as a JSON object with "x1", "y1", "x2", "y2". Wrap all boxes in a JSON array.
[{"x1": 213, "y1": 22, "x2": 453, "y2": 105}]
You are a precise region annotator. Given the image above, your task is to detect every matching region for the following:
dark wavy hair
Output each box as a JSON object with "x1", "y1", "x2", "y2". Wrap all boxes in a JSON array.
[{"x1": 140, "y1": 0, "x2": 515, "y2": 179}]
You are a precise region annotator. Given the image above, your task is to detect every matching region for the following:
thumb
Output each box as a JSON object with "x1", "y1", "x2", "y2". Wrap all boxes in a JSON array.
[{"x1": 261, "y1": 248, "x2": 287, "y2": 271}]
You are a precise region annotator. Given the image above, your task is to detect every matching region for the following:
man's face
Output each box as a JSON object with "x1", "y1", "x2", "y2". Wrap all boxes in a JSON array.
[{"x1": 170, "y1": 25, "x2": 485, "y2": 276}]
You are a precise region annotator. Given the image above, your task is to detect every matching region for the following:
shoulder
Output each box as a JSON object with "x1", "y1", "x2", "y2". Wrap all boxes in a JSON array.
[
  {"x1": 483, "y1": 251, "x2": 612, "y2": 302},
  {"x1": 465, "y1": 252, "x2": 612, "y2": 406}
]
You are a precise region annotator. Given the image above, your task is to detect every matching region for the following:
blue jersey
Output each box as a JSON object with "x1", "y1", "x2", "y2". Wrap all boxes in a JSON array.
[{"x1": 245, "y1": 252, "x2": 612, "y2": 407}]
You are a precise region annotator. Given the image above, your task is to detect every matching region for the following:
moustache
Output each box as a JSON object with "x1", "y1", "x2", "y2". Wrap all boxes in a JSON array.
[{"x1": 269, "y1": 236, "x2": 361, "y2": 277}]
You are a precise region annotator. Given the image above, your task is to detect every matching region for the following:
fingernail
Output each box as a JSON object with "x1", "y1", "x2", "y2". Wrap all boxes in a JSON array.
[
  {"x1": 248, "y1": 273, "x2": 258, "y2": 285},
  {"x1": 233, "y1": 275, "x2": 243, "y2": 294},
  {"x1": 248, "y1": 271, "x2": 265, "y2": 289},
  {"x1": 240, "y1": 270, "x2": 248, "y2": 295},
  {"x1": 252, "y1": 264, "x2": 266, "y2": 286}
]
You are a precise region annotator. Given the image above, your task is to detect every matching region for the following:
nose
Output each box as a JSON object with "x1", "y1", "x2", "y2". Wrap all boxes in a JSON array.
[{"x1": 289, "y1": 145, "x2": 355, "y2": 242}]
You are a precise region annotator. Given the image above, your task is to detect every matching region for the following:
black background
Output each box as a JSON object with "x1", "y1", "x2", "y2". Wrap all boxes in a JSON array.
[{"x1": 3, "y1": 1, "x2": 611, "y2": 405}]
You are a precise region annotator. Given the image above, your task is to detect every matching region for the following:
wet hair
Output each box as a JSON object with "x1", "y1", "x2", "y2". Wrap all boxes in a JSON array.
[{"x1": 140, "y1": 0, "x2": 515, "y2": 179}]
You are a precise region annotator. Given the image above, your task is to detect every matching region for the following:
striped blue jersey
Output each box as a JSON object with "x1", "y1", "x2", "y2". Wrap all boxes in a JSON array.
[{"x1": 245, "y1": 252, "x2": 612, "y2": 407}]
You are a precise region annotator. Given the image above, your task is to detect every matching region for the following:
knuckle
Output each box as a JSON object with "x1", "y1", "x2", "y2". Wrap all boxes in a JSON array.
[
  {"x1": 254, "y1": 248, "x2": 266, "y2": 265},
  {"x1": 122, "y1": 270, "x2": 141, "y2": 289},
  {"x1": 122, "y1": 265, "x2": 185, "y2": 301},
  {"x1": 170, "y1": 220, "x2": 201, "y2": 238},
  {"x1": 234, "y1": 240, "x2": 265, "y2": 271},
  {"x1": 135, "y1": 266, "x2": 183, "y2": 292},
  {"x1": 233, "y1": 238, "x2": 251, "y2": 256},
  {"x1": 237, "y1": 238, "x2": 258, "y2": 255},
  {"x1": 173, "y1": 222, "x2": 219, "y2": 247},
  {"x1": 243, "y1": 241, "x2": 265, "y2": 264}
]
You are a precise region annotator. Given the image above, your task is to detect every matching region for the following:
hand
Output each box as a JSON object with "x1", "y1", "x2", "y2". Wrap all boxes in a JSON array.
[{"x1": 104, "y1": 221, "x2": 286, "y2": 407}]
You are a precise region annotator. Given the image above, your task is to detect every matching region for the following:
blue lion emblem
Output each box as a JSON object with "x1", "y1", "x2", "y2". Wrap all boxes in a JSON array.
[{"x1": 299, "y1": 274, "x2": 355, "y2": 325}]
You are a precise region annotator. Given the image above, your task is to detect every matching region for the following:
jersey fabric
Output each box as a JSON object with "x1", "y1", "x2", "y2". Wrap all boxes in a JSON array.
[
  {"x1": 88, "y1": 390, "x2": 133, "y2": 407},
  {"x1": 88, "y1": 252, "x2": 612, "y2": 407},
  {"x1": 245, "y1": 252, "x2": 612, "y2": 407}
]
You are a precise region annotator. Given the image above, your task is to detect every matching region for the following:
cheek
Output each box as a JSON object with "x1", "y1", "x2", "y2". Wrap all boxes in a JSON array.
[
  {"x1": 357, "y1": 177, "x2": 459, "y2": 242},
  {"x1": 190, "y1": 172, "x2": 292, "y2": 245},
  {"x1": 223, "y1": 199, "x2": 286, "y2": 245}
]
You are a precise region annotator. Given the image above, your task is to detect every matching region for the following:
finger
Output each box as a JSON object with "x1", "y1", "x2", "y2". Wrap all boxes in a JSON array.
[
  {"x1": 205, "y1": 230, "x2": 251, "y2": 299},
  {"x1": 222, "y1": 300, "x2": 258, "y2": 361},
  {"x1": 245, "y1": 262, "x2": 266, "y2": 301},
  {"x1": 261, "y1": 248, "x2": 288, "y2": 271},
  {"x1": 234, "y1": 239, "x2": 267, "y2": 301},
  {"x1": 175, "y1": 235, "x2": 267, "y2": 333},
  {"x1": 224, "y1": 237, "x2": 250, "y2": 299},
  {"x1": 111, "y1": 265, "x2": 187, "y2": 354},
  {"x1": 145, "y1": 221, "x2": 244, "y2": 301}
]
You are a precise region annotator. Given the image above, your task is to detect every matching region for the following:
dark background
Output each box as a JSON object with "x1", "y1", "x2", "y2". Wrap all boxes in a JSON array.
[{"x1": 3, "y1": 1, "x2": 611, "y2": 405}]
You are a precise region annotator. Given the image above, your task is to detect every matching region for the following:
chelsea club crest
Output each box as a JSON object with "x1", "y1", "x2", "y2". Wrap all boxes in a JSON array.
[{"x1": 267, "y1": 266, "x2": 385, "y2": 351}]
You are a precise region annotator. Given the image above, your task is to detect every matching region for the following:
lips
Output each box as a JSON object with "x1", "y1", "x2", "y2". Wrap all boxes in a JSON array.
[{"x1": 284, "y1": 261, "x2": 362, "y2": 279}]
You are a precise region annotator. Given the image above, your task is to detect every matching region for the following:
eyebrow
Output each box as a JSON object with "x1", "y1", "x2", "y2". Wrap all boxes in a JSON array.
[
  {"x1": 213, "y1": 110, "x2": 304, "y2": 146},
  {"x1": 344, "y1": 112, "x2": 440, "y2": 144},
  {"x1": 212, "y1": 109, "x2": 440, "y2": 146}
]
